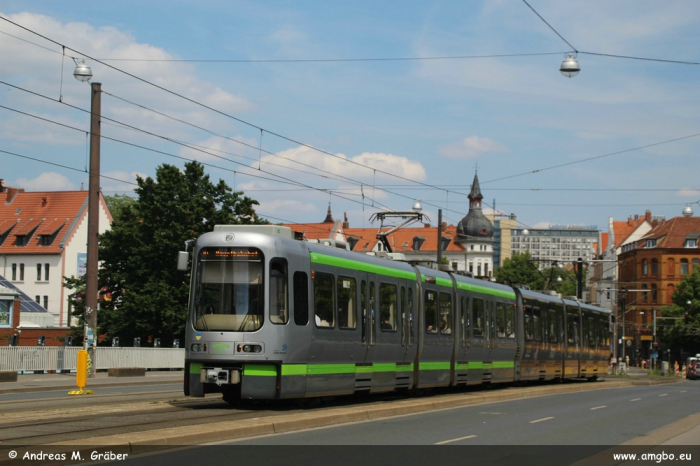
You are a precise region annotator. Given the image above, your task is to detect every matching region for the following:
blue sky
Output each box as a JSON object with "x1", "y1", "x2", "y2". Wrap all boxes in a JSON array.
[{"x1": 1, "y1": 1, "x2": 698, "y2": 233}]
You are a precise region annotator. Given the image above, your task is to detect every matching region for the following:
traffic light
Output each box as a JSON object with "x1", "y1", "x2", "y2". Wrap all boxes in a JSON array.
[
  {"x1": 654, "y1": 342, "x2": 659, "y2": 350},
  {"x1": 686, "y1": 313, "x2": 690, "y2": 324}
]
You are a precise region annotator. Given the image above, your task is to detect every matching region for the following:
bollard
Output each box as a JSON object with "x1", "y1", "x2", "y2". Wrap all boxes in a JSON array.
[{"x1": 68, "y1": 350, "x2": 95, "y2": 395}]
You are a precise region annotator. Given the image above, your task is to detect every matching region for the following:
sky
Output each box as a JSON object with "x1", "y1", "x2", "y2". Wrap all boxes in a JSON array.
[{"x1": 0, "y1": 1, "x2": 698, "y2": 235}]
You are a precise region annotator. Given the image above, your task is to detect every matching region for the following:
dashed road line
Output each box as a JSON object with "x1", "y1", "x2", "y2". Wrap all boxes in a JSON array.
[
  {"x1": 530, "y1": 417, "x2": 554, "y2": 424},
  {"x1": 630, "y1": 398, "x2": 642, "y2": 402},
  {"x1": 436, "y1": 435, "x2": 477, "y2": 445},
  {"x1": 659, "y1": 394, "x2": 668, "y2": 397},
  {"x1": 590, "y1": 406, "x2": 606, "y2": 410}
]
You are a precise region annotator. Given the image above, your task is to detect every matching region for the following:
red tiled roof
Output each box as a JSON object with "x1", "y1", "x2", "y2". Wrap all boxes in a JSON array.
[
  {"x1": 600, "y1": 232, "x2": 609, "y2": 253},
  {"x1": 641, "y1": 216, "x2": 700, "y2": 248},
  {"x1": 281, "y1": 222, "x2": 337, "y2": 240},
  {"x1": 0, "y1": 190, "x2": 90, "y2": 254},
  {"x1": 612, "y1": 218, "x2": 647, "y2": 248},
  {"x1": 0, "y1": 219, "x2": 17, "y2": 236},
  {"x1": 345, "y1": 225, "x2": 466, "y2": 253}
]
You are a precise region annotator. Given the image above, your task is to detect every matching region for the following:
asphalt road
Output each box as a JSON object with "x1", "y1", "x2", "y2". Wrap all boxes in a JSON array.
[{"x1": 222, "y1": 382, "x2": 700, "y2": 445}]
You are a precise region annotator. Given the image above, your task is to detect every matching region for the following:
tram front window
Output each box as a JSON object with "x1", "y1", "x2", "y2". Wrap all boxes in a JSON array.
[{"x1": 194, "y1": 247, "x2": 264, "y2": 332}]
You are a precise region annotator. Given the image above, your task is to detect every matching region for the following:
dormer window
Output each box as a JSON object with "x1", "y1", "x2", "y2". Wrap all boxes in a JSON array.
[
  {"x1": 645, "y1": 239, "x2": 656, "y2": 248},
  {"x1": 412, "y1": 236, "x2": 426, "y2": 251},
  {"x1": 687, "y1": 239, "x2": 698, "y2": 248},
  {"x1": 15, "y1": 235, "x2": 30, "y2": 246}
]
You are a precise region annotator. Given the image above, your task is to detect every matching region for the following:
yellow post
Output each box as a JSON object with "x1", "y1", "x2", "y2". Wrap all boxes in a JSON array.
[{"x1": 68, "y1": 349, "x2": 94, "y2": 395}]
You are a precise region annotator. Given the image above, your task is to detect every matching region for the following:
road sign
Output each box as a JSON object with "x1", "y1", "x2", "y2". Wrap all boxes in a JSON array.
[{"x1": 652, "y1": 352, "x2": 658, "y2": 359}]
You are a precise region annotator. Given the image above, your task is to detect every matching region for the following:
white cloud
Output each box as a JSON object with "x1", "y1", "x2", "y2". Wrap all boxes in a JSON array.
[
  {"x1": 677, "y1": 189, "x2": 700, "y2": 198},
  {"x1": 438, "y1": 136, "x2": 509, "y2": 159},
  {"x1": 101, "y1": 170, "x2": 147, "y2": 193},
  {"x1": 13, "y1": 172, "x2": 77, "y2": 191}
]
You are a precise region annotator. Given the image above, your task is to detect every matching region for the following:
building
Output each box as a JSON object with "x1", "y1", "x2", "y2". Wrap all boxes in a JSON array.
[
  {"x1": 510, "y1": 225, "x2": 600, "y2": 268},
  {"x1": 617, "y1": 206, "x2": 700, "y2": 363},
  {"x1": 0, "y1": 182, "x2": 112, "y2": 327}
]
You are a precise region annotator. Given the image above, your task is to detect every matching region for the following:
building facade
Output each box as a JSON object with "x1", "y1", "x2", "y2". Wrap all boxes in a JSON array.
[
  {"x1": 0, "y1": 183, "x2": 112, "y2": 327},
  {"x1": 617, "y1": 208, "x2": 700, "y2": 364}
]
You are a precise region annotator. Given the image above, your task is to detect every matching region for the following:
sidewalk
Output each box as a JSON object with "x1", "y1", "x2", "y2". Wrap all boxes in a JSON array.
[{"x1": 0, "y1": 370, "x2": 183, "y2": 395}]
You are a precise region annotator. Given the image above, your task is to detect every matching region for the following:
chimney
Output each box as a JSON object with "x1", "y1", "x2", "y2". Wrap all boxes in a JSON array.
[
  {"x1": 645, "y1": 210, "x2": 652, "y2": 222},
  {"x1": 343, "y1": 212, "x2": 349, "y2": 229},
  {"x1": 6, "y1": 187, "x2": 23, "y2": 203},
  {"x1": 41, "y1": 196, "x2": 48, "y2": 207},
  {"x1": 0, "y1": 179, "x2": 5, "y2": 193},
  {"x1": 628, "y1": 216, "x2": 633, "y2": 226},
  {"x1": 424, "y1": 223, "x2": 431, "y2": 228},
  {"x1": 442, "y1": 222, "x2": 447, "y2": 230}
]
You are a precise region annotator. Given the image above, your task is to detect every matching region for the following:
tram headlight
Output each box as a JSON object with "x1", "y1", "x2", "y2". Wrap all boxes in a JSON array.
[
  {"x1": 238, "y1": 344, "x2": 262, "y2": 353},
  {"x1": 191, "y1": 343, "x2": 208, "y2": 352}
]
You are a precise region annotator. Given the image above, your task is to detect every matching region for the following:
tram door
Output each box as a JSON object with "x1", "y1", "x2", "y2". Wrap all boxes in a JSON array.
[{"x1": 468, "y1": 296, "x2": 491, "y2": 383}]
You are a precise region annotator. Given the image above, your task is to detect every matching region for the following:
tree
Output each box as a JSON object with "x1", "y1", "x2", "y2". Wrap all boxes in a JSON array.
[
  {"x1": 104, "y1": 194, "x2": 136, "y2": 221},
  {"x1": 91, "y1": 161, "x2": 265, "y2": 347},
  {"x1": 493, "y1": 251, "x2": 545, "y2": 290},
  {"x1": 658, "y1": 268, "x2": 700, "y2": 358}
]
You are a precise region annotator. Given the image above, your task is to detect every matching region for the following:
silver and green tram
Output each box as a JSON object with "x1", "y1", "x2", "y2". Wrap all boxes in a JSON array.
[{"x1": 180, "y1": 225, "x2": 611, "y2": 403}]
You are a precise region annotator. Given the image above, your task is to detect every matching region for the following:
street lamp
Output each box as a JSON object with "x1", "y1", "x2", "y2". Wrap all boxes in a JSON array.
[
  {"x1": 74, "y1": 59, "x2": 101, "y2": 378},
  {"x1": 560, "y1": 52, "x2": 580, "y2": 78}
]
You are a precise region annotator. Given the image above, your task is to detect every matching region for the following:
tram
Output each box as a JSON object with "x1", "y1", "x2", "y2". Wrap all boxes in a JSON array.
[{"x1": 179, "y1": 225, "x2": 611, "y2": 403}]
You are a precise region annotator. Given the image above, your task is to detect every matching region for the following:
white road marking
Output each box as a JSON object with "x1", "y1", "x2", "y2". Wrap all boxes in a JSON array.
[
  {"x1": 590, "y1": 406, "x2": 606, "y2": 410},
  {"x1": 436, "y1": 435, "x2": 477, "y2": 445},
  {"x1": 530, "y1": 417, "x2": 554, "y2": 424},
  {"x1": 659, "y1": 394, "x2": 668, "y2": 397},
  {"x1": 681, "y1": 391, "x2": 687, "y2": 393},
  {"x1": 630, "y1": 398, "x2": 642, "y2": 401}
]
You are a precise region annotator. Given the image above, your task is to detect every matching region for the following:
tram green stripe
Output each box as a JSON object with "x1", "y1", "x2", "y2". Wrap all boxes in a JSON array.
[
  {"x1": 310, "y1": 253, "x2": 416, "y2": 280},
  {"x1": 456, "y1": 361, "x2": 514, "y2": 370},
  {"x1": 492, "y1": 361, "x2": 515, "y2": 369},
  {"x1": 243, "y1": 364, "x2": 277, "y2": 377},
  {"x1": 279, "y1": 363, "x2": 415, "y2": 376},
  {"x1": 419, "y1": 275, "x2": 453, "y2": 288},
  {"x1": 456, "y1": 282, "x2": 516, "y2": 299},
  {"x1": 419, "y1": 361, "x2": 450, "y2": 371},
  {"x1": 189, "y1": 362, "x2": 202, "y2": 374}
]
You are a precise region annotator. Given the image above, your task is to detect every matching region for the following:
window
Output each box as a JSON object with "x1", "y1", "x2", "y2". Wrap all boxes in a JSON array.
[
  {"x1": 11, "y1": 263, "x2": 16, "y2": 281},
  {"x1": 44, "y1": 264, "x2": 49, "y2": 281},
  {"x1": 401, "y1": 286, "x2": 407, "y2": 345},
  {"x1": 685, "y1": 239, "x2": 697, "y2": 248},
  {"x1": 361, "y1": 281, "x2": 367, "y2": 344},
  {"x1": 369, "y1": 282, "x2": 376, "y2": 345},
  {"x1": 533, "y1": 307, "x2": 542, "y2": 341},
  {"x1": 681, "y1": 259, "x2": 689, "y2": 275},
  {"x1": 293, "y1": 272, "x2": 308, "y2": 325},
  {"x1": 439, "y1": 292, "x2": 452, "y2": 334},
  {"x1": 269, "y1": 258, "x2": 288, "y2": 324},
  {"x1": 473, "y1": 298, "x2": 485, "y2": 338},
  {"x1": 19, "y1": 264, "x2": 24, "y2": 281},
  {"x1": 506, "y1": 305, "x2": 515, "y2": 339},
  {"x1": 652, "y1": 259, "x2": 659, "y2": 275},
  {"x1": 548, "y1": 310, "x2": 558, "y2": 343},
  {"x1": 43, "y1": 296, "x2": 48, "y2": 311},
  {"x1": 642, "y1": 259, "x2": 648, "y2": 276},
  {"x1": 338, "y1": 276, "x2": 357, "y2": 329},
  {"x1": 313, "y1": 272, "x2": 334, "y2": 327},
  {"x1": 37, "y1": 264, "x2": 42, "y2": 281},
  {"x1": 642, "y1": 284, "x2": 648, "y2": 302},
  {"x1": 588, "y1": 317, "x2": 597, "y2": 348},
  {"x1": 646, "y1": 239, "x2": 656, "y2": 248},
  {"x1": 651, "y1": 284, "x2": 658, "y2": 302},
  {"x1": 407, "y1": 287, "x2": 414, "y2": 346},
  {"x1": 694, "y1": 259, "x2": 700, "y2": 272},
  {"x1": 35, "y1": 295, "x2": 40, "y2": 304},
  {"x1": 461, "y1": 296, "x2": 469, "y2": 340},
  {"x1": 0, "y1": 299, "x2": 11, "y2": 326},
  {"x1": 425, "y1": 290, "x2": 438, "y2": 333},
  {"x1": 567, "y1": 313, "x2": 575, "y2": 346},
  {"x1": 379, "y1": 283, "x2": 398, "y2": 331},
  {"x1": 496, "y1": 302, "x2": 506, "y2": 338}
]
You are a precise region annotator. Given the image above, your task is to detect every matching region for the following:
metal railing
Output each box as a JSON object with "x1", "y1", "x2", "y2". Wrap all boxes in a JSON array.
[{"x1": 0, "y1": 347, "x2": 185, "y2": 372}]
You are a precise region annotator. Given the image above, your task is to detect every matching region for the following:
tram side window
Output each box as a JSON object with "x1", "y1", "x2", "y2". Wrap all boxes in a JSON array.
[
  {"x1": 473, "y1": 298, "x2": 485, "y2": 338},
  {"x1": 401, "y1": 286, "x2": 407, "y2": 345},
  {"x1": 293, "y1": 272, "x2": 308, "y2": 326},
  {"x1": 548, "y1": 310, "x2": 557, "y2": 343},
  {"x1": 425, "y1": 290, "x2": 438, "y2": 333},
  {"x1": 566, "y1": 313, "x2": 574, "y2": 347},
  {"x1": 533, "y1": 307, "x2": 542, "y2": 341},
  {"x1": 361, "y1": 281, "x2": 367, "y2": 344},
  {"x1": 313, "y1": 272, "x2": 335, "y2": 327},
  {"x1": 601, "y1": 318, "x2": 610, "y2": 347},
  {"x1": 496, "y1": 302, "x2": 505, "y2": 338},
  {"x1": 506, "y1": 304, "x2": 515, "y2": 339},
  {"x1": 337, "y1": 276, "x2": 357, "y2": 329},
  {"x1": 588, "y1": 317, "x2": 596, "y2": 348},
  {"x1": 461, "y1": 296, "x2": 470, "y2": 340},
  {"x1": 379, "y1": 283, "x2": 398, "y2": 331},
  {"x1": 524, "y1": 306, "x2": 533, "y2": 341},
  {"x1": 408, "y1": 287, "x2": 414, "y2": 346},
  {"x1": 439, "y1": 292, "x2": 452, "y2": 334},
  {"x1": 269, "y1": 258, "x2": 289, "y2": 325}
]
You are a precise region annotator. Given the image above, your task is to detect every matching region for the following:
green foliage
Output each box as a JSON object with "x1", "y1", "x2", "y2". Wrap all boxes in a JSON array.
[
  {"x1": 658, "y1": 268, "x2": 700, "y2": 355},
  {"x1": 104, "y1": 194, "x2": 136, "y2": 221},
  {"x1": 493, "y1": 251, "x2": 545, "y2": 290},
  {"x1": 90, "y1": 161, "x2": 266, "y2": 346},
  {"x1": 63, "y1": 275, "x2": 86, "y2": 342}
]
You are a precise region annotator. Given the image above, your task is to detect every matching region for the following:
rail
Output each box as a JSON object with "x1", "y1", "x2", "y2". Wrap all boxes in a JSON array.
[{"x1": 0, "y1": 347, "x2": 185, "y2": 372}]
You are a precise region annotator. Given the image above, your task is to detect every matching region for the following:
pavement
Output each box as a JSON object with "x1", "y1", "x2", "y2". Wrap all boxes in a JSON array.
[{"x1": 0, "y1": 370, "x2": 183, "y2": 395}]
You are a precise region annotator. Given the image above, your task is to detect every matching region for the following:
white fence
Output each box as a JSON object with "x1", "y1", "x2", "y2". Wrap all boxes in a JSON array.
[{"x1": 0, "y1": 347, "x2": 185, "y2": 372}]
